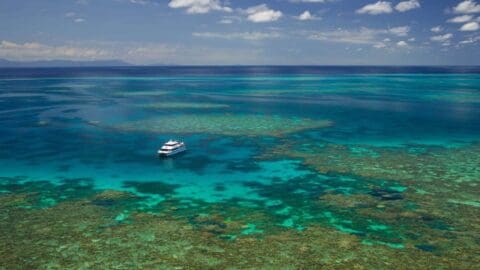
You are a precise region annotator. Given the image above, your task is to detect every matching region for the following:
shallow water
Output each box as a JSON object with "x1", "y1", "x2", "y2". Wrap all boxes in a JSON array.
[{"x1": 1, "y1": 67, "x2": 479, "y2": 269}]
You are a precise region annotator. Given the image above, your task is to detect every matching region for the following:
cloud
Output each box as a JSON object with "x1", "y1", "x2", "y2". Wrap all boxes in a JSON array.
[
  {"x1": 309, "y1": 29, "x2": 378, "y2": 44},
  {"x1": 395, "y1": 0, "x2": 420, "y2": 12},
  {"x1": 64, "y1": 11, "x2": 85, "y2": 23},
  {"x1": 311, "y1": 29, "x2": 411, "y2": 49},
  {"x1": 296, "y1": 10, "x2": 319, "y2": 20},
  {"x1": 309, "y1": 28, "x2": 386, "y2": 44},
  {"x1": 0, "y1": 40, "x2": 109, "y2": 60},
  {"x1": 168, "y1": 0, "x2": 232, "y2": 14},
  {"x1": 129, "y1": 0, "x2": 149, "y2": 4},
  {"x1": 431, "y1": 26, "x2": 443, "y2": 32},
  {"x1": 448, "y1": 15, "x2": 473, "y2": 23},
  {"x1": 373, "y1": 43, "x2": 387, "y2": 48},
  {"x1": 217, "y1": 15, "x2": 241, "y2": 24},
  {"x1": 193, "y1": 31, "x2": 281, "y2": 41},
  {"x1": 126, "y1": 44, "x2": 177, "y2": 61},
  {"x1": 460, "y1": 21, "x2": 480, "y2": 31},
  {"x1": 458, "y1": 35, "x2": 480, "y2": 44},
  {"x1": 396, "y1": 40, "x2": 408, "y2": 47},
  {"x1": 0, "y1": 40, "x2": 270, "y2": 65},
  {"x1": 357, "y1": 1, "x2": 419, "y2": 15},
  {"x1": 0, "y1": 39, "x2": 285, "y2": 65},
  {"x1": 430, "y1": 33, "x2": 453, "y2": 42},
  {"x1": 356, "y1": 1, "x2": 393, "y2": 15},
  {"x1": 80, "y1": 41, "x2": 266, "y2": 65},
  {"x1": 308, "y1": 26, "x2": 415, "y2": 47},
  {"x1": 124, "y1": 44, "x2": 266, "y2": 65},
  {"x1": 244, "y1": 4, "x2": 282, "y2": 23},
  {"x1": 389, "y1": 26, "x2": 410, "y2": 36},
  {"x1": 218, "y1": 18, "x2": 233, "y2": 24},
  {"x1": 453, "y1": 0, "x2": 480, "y2": 14}
]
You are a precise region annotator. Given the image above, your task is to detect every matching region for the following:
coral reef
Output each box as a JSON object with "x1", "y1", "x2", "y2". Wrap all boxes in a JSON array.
[
  {"x1": 115, "y1": 114, "x2": 333, "y2": 137},
  {"x1": 113, "y1": 90, "x2": 169, "y2": 97},
  {"x1": 1, "y1": 187, "x2": 479, "y2": 269},
  {"x1": 139, "y1": 102, "x2": 230, "y2": 110},
  {"x1": 257, "y1": 140, "x2": 480, "y2": 265},
  {"x1": 1, "y1": 172, "x2": 479, "y2": 269}
]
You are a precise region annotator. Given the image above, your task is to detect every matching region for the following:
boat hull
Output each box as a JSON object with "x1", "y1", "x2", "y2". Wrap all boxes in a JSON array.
[{"x1": 158, "y1": 146, "x2": 187, "y2": 157}]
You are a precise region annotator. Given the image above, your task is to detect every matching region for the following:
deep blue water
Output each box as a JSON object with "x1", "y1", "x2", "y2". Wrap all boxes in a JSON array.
[{"x1": 1, "y1": 66, "x2": 480, "y2": 78}]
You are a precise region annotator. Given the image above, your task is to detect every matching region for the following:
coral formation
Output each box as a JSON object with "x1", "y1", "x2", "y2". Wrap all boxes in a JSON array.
[
  {"x1": 258, "y1": 140, "x2": 480, "y2": 264},
  {"x1": 113, "y1": 90, "x2": 169, "y2": 97},
  {"x1": 1, "y1": 184, "x2": 479, "y2": 269},
  {"x1": 115, "y1": 114, "x2": 333, "y2": 137},
  {"x1": 139, "y1": 102, "x2": 230, "y2": 110}
]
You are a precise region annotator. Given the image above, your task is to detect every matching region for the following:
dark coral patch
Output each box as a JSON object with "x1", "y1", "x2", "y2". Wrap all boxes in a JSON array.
[
  {"x1": 369, "y1": 188, "x2": 404, "y2": 201},
  {"x1": 214, "y1": 184, "x2": 226, "y2": 192},
  {"x1": 415, "y1": 244, "x2": 437, "y2": 253}
]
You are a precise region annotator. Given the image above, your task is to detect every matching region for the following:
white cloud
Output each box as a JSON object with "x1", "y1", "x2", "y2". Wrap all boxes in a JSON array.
[
  {"x1": 458, "y1": 35, "x2": 480, "y2": 44},
  {"x1": 0, "y1": 40, "x2": 272, "y2": 65},
  {"x1": 356, "y1": 1, "x2": 393, "y2": 15},
  {"x1": 218, "y1": 15, "x2": 241, "y2": 24},
  {"x1": 373, "y1": 43, "x2": 387, "y2": 48},
  {"x1": 129, "y1": 0, "x2": 149, "y2": 4},
  {"x1": 459, "y1": 39, "x2": 474, "y2": 44},
  {"x1": 64, "y1": 11, "x2": 85, "y2": 23},
  {"x1": 193, "y1": 31, "x2": 281, "y2": 41},
  {"x1": 124, "y1": 44, "x2": 266, "y2": 65},
  {"x1": 0, "y1": 40, "x2": 108, "y2": 60},
  {"x1": 389, "y1": 26, "x2": 410, "y2": 36},
  {"x1": 168, "y1": 0, "x2": 232, "y2": 14},
  {"x1": 448, "y1": 15, "x2": 473, "y2": 23},
  {"x1": 1, "y1": 41, "x2": 42, "y2": 50},
  {"x1": 218, "y1": 18, "x2": 233, "y2": 24},
  {"x1": 308, "y1": 26, "x2": 416, "y2": 46},
  {"x1": 453, "y1": 0, "x2": 480, "y2": 14},
  {"x1": 309, "y1": 28, "x2": 385, "y2": 44},
  {"x1": 395, "y1": 0, "x2": 420, "y2": 12},
  {"x1": 431, "y1": 26, "x2": 443, "y2": 32},
  {"x1": 460, "y1": 21, "x2": 480, "y2": 30},
  {"x1": 430, "y1": 33, "x2": 453, "y2": 42},
  {"x1": 126, "y1": 44, "x2": 177, "y2": 61},
  {"x1": 309, "y1": 29, "x2": 376, "y2": 44},
  {"x1": 296, "y1": 10, "x2": 319, "y2": 20},
  {"x1": 244, "y1": 4, "x2": 282, "y2": 23},
  {"x1": 396, "y1": 40, "x2": 408, "y2": 47}
]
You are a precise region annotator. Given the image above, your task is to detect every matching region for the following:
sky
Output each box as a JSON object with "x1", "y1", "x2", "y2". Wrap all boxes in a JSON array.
[{"x1": 0, "y1": 0, "x2": 479, "y2": 65}]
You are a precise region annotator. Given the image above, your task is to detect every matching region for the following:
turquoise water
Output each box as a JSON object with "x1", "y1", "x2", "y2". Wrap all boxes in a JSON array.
[{"x1": 1, "y1": 67, "x2": 479, "y2": 268}]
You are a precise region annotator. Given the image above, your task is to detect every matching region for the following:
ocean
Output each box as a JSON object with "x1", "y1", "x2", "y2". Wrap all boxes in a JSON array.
[{"x1": 1, "y1": 66, "x2": 479, "y2": 268}]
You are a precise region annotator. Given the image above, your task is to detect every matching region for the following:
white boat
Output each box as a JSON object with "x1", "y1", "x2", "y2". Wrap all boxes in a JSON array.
[{"x1": 158, "y1": 140, "x2": 186, "y2": 157}]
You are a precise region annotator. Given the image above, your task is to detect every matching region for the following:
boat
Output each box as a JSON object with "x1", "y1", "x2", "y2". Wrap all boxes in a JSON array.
[{"x1": 158, "y1": 140, "x2": 186, "y2": 157}]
